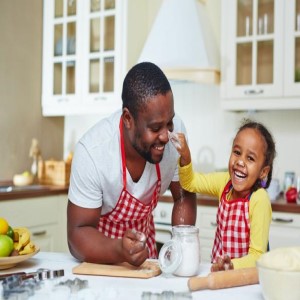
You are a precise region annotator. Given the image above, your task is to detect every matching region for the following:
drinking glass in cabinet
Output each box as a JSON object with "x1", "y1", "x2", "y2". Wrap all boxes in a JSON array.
[
  {"x1": 237, "y1": 0, "x2": 253, "y2": 37},
  {"x1": 67, "y1": 0, "x2": 76, "y2": 16},
  {"x1": 257, "y1": 0, "x2": 274, "y2": 35}
]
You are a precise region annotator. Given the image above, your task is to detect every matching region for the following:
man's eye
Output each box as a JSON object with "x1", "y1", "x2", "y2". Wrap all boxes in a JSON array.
[
  {"x1": 233, "y1": 150, "x2": 240, "y2": 155},
  {"x1": 248, "y1": 156, "x2": 255, "y2": 162},
  {"x1": 151, "y1": 127, "x2": 160, "y2": 133}
]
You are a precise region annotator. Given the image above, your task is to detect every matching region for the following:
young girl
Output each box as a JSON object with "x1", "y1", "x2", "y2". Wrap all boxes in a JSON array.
[{"x1": 171, "y1": 119, "x2": 276, "y2": 271}]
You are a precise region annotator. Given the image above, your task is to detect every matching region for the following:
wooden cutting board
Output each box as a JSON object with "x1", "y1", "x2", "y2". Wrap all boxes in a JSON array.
[{"x1": 72, "y1": 260, "x2": 161, "y2": 279}]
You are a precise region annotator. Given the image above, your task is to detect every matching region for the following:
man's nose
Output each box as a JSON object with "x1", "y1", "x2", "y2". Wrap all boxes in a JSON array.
[{"x1": 159, "y1": 128, "x2": 169, "y2": 143}]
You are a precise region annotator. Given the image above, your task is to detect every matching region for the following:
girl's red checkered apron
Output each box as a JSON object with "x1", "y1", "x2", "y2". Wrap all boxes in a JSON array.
[{"x1": 211, "y1": 180, "x2": 250, "y2": 262}]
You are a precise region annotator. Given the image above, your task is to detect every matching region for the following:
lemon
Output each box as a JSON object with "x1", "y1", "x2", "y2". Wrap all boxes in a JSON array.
[
  {"x1": 0, "y1": 235, "x2": 14, "y2": 257},
  {"x1": 0, "y1": 217, "x2": 9, "y2": 235},
  {"x1": 22, "y1": 171, "x2": 31, "y2": 177}
]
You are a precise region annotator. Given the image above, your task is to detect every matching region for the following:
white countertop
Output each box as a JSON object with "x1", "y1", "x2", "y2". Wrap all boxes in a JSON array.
[{"x1": 0, "y1": 252, "x2": 264, "y2": 300}]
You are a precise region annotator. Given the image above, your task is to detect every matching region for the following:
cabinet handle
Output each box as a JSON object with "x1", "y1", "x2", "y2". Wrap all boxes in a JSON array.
[
  {"x1": 210, "y1": 222, "x2": 217, "y2": 227},
  {"x1": 244, "y1": 89, "x2": 264, "y2": 95},
  {"x1": 32, "y1": 230, "x2": 47, "y2": 236},
  {"x1": 160, "y1": 211, "x2": 167, "y2": 218},
  {"x1": 272, "y1": 217, "x2": 293, "y2": 223},
  {"x1": 57, "y1": 98, "x2": 69, "y2": 103},
  {"x1": 94, "y1": 96, "x2": 107, "y2": 101}
]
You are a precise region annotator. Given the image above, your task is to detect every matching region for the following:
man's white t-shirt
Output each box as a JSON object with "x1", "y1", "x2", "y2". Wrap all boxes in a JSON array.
[{"x1": 68, "y1": 110, "x2": 187, "y2": 215}]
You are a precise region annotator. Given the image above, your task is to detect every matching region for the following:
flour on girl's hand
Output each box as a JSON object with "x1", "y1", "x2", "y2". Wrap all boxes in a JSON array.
[{"x1": 168, "y1": 131, "x2": 181, "y2": 150}]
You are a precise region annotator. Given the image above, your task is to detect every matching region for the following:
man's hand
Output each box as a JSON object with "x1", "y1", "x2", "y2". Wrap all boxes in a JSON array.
[
  {"x1": 122, "y1": 229, "x2": 148, "y2": 266},
  {"x1": 211, "y1": 255, "x2": 234, "y2": 272}
]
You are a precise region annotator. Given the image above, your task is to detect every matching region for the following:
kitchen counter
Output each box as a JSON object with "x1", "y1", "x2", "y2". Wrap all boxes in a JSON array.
[
  {"x1": 0, "y1": 252, "x2": 264, "y2": 300},
  {"x1": 159, "y1": 193, "x2": 300, "y2": 214},
  {"x1": 0, "y1": 181, "x2": 68, "y2": 201},
  {"x1": 2, "y1": 183, "x2": 299, "y2": 214}
]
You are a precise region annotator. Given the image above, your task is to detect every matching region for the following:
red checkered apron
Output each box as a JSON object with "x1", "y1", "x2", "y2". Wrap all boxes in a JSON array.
[
  {"x1": 211, "y1": 180, "x2": 250, "y2": 263},
  {"x1": 98, "y1": 118, "x2": 161, "y2": 258}
]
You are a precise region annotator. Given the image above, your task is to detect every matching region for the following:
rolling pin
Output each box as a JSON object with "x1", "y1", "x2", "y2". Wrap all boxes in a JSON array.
[{"x1": 188, "y1": 267, "x2": 258, "y2": 291}]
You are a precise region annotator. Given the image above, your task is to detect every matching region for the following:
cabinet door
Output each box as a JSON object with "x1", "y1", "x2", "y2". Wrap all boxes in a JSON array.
[
  {"x1": 269, "y1": 212, "x2": 300, "y2": 249},
  {"x1": 81, "y1": 0, "x2": 123, "y2": 115},
  {"x1": 284, "y1": 0, "x2": 300, "y2": 96},
  {"x1": 30, "y1": 224, "x2": 57, "y2": 252},
  {"x1": 222, "y1": 0, "x2": 284, "y2": 99},
  {"x1": 42, "y1": 0, "x2": 83, "y2": 116},
  {"x1": 0, "y1": 195, "x2": 68, "y2": 253},
  {"x1": 196, "y1": 206, "x2": 217, "y2": 263}
]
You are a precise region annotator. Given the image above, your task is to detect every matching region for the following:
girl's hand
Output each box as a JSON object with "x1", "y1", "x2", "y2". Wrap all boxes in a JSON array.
[
  {"x1": 168, "y1": 132, "x2": 191, "y2": 167},
  {"x1": 211, "y1": 255, "x2": 234, "y2": 272}
]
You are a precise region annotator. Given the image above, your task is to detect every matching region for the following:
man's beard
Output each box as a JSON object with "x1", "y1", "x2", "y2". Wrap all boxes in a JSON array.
[{"x1": 132, "y1": 138, "x2": 164, "y2": 164}]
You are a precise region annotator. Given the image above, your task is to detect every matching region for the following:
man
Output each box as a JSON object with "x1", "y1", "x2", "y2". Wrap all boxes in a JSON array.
[{"x1": 67, "y1": 62, "x2": 196, "y2": 267}]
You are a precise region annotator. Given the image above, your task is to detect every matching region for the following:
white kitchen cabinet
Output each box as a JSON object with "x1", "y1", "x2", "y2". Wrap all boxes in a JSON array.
[
  {"x1": 42, "y1": 0, "x2": 148, "y2": 116},
  {"x1": 269, "y1": 211, "x2": 300, "y2": 249},
  {"x1": 221, "y1": 0, "x2": 300, "y2": 111},
  {"x1": 284, "y1": 0, "x2": 300, "y2": 96},
  {"x1": 196, "y1": 205, "x2": 217, "y2": 263},
  {"x1": 0, "y1": 195, "x2": 68, "y2": 252}
]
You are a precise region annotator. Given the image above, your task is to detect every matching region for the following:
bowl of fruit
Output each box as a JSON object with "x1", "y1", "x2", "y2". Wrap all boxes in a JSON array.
[{"x1": 0, "y1": 217, "x2": 39, "y2": 269}]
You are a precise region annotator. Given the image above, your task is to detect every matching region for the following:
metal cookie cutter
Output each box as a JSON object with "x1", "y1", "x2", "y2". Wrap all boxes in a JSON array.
[
  {"x1": 34, "y1": 268, "x2": 65, "y2": 281},
  {"x1": 1, "y1": 268, "x2": 65, "y2": 299}
]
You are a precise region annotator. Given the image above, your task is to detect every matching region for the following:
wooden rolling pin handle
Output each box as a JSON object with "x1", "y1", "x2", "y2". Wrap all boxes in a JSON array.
[{"x1": 188, "y1": 267, "x2": 258, "y2": 291}]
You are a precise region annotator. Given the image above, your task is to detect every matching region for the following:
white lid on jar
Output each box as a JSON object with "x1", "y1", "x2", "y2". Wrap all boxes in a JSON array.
[{"x1": 158, "y1": 240, "x2": 182, "y2": 274}]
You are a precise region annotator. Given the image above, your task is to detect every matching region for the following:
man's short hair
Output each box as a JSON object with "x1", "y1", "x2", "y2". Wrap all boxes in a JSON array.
[{"x1": 122, "y1": 62, "x2": 172, "y2": 119}]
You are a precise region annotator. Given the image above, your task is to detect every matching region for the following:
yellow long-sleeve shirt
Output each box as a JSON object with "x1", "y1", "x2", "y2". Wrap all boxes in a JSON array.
[{"x1": 179, "y1": 162, "x2": 272, "y2": 269}]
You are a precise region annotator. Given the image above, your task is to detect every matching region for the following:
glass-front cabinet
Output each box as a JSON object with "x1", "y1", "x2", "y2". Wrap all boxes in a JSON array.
[
  {"x1": 285, "y1": 0, "x2": 300, "y2": 95},
  {"x1": 42, "y1": 0, "x2": 147, "y2": 116},
  {"x1": 42, "y1": 0, "x2": 82, "y2": 115},
  {"x1": 82, "y1": 0, "x2": 121, "y2": 111},
  {"x1": 221, "y1": 0, "x2": 300, "y2": 110}
]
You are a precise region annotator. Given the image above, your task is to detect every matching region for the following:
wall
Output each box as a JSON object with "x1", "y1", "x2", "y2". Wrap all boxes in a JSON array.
[
  {"x1": 0, "y1": 0, "x2": 64, "y2": 180},
  {"x1": 64, "y1": 0, "x2": 300, "y2": 190}
]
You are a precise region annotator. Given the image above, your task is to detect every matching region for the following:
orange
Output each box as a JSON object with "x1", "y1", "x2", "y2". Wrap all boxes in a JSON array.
[
  {"x1": 0, "y1": 235, "x2": 13, "y2": 257},
  {"x1": 0, "y1": 217, "x2": 9, "y2": 235}
]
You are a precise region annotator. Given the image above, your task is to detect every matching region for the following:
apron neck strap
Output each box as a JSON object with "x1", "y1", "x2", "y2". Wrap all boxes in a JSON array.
[{"x1": 119, "y1": 117, "x2": 161, "y2": 188}]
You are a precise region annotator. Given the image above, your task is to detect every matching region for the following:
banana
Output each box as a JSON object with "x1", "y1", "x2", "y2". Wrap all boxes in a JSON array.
[
  {"x1": 19, "y1": 241, "x2": 36, "y2": 255},
  {"x1": 13, "y1": 227, "x2": 31, "y2": 251}
]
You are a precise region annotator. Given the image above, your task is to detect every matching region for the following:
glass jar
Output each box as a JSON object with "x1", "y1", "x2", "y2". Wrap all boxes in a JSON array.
[{"x1": 158, "y1": 225, "x2": 200, "y2": 277}]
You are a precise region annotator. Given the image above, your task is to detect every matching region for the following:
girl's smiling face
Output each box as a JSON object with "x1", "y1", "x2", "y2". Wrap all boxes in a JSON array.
[{"x1": 228, "y1": 128, "x2": 270, "y2": 199}]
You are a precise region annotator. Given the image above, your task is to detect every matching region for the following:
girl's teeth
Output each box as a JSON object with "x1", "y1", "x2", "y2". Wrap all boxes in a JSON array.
[{"x1": 235, "y1": 171, "x2": 246, "y2": 178}]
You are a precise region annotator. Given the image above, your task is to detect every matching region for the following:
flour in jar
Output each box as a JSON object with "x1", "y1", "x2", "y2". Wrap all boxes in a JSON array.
[{"x1": 172, "y1": 225, "x2": 201, "y2": 277}]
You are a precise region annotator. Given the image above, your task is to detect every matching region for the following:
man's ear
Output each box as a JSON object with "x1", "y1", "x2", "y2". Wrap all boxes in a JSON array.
[{"x1": 122, "y1": 108, "x2": 133, "y2": 129}]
